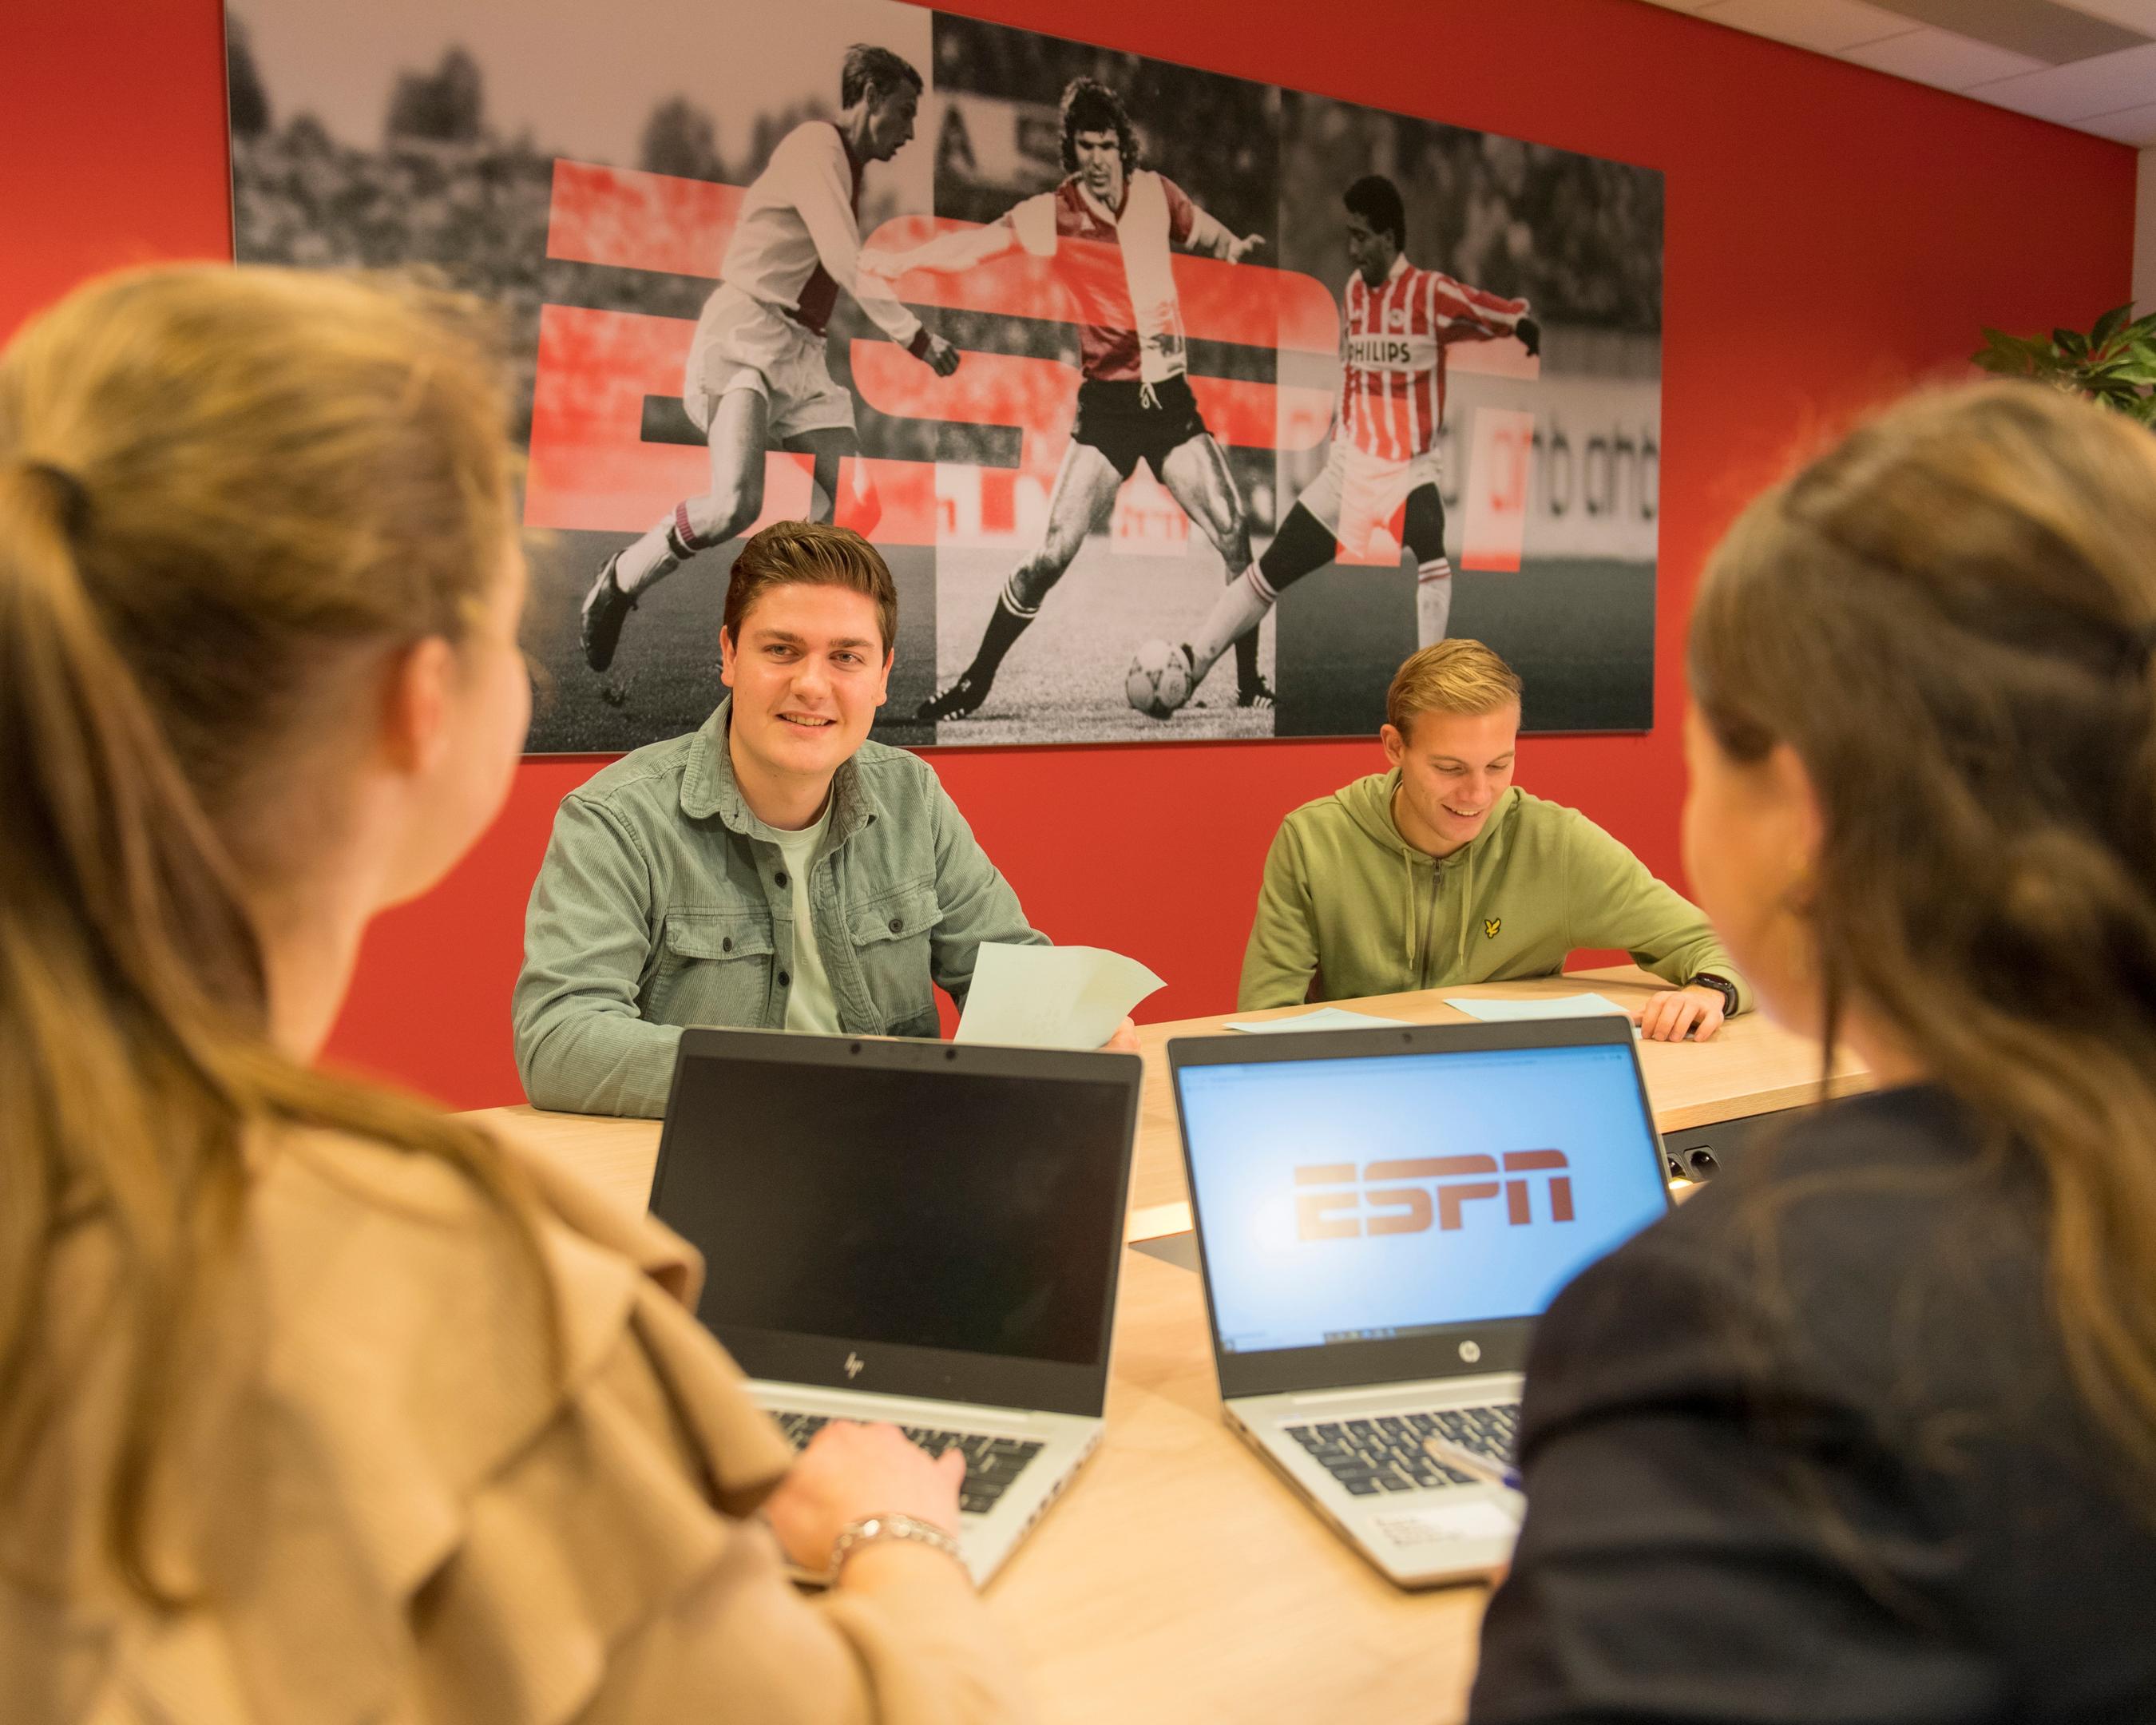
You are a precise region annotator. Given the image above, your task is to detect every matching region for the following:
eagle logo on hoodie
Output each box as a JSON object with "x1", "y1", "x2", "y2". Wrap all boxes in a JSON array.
[{"x1": 1483, "y1": 917, "x2": 1502, "y2": 940}]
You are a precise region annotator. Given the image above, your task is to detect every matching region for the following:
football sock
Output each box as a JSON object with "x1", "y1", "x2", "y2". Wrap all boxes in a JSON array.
[
  {"x1": 1188, "y1": 504, "x2": 1338, "y2": 685},
  {"x1": 965, "y1": 583, "x2": 1037, "y2": 681},
  {"x1": 1416, "y1": 557, "x2": 1454, "y2": 648},
  {"x1": 617, "y1": 503, "x2": 709, "y2": 601},
  {"x1": 1187, "y1": 564, "x2": 1274, "y2": 683}
]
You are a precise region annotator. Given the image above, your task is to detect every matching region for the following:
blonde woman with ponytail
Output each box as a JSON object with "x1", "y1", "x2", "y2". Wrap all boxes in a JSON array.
[
  {"x1": 0, "y1": 267, "x2": 1026, "y2": 1723},
  {"x1": 1467, "y1": 383, "x2": 2156, "y2": 1723}
]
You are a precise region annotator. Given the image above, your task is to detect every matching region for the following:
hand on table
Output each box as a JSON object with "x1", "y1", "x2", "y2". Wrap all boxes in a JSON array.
[
  {"x1": 1102, "y1": 1017, "x2": 1140, "y2": 1053},
  {"x1": 1632, "y1": 985, "x2": 1726, "y2": 1043}
]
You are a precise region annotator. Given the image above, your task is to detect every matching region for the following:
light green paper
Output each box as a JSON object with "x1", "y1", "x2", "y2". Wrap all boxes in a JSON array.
[{"x1": 953, "y1": 943, "x2": 1165, "y2": 1050}]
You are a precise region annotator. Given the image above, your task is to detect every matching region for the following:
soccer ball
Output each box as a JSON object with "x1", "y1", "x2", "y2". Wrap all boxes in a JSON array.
[{"x1": 1125, "y1": 639, "x2": 1191, "y2": 720}]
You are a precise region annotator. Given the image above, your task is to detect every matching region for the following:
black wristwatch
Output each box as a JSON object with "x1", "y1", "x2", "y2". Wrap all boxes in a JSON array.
[{"x1": 1693, "y1": 974, "x2": 1739, "y2": 1016}]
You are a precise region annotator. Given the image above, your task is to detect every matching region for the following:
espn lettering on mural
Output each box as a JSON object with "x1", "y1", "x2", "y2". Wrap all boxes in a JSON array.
[{"x1": 226, "y1": 0, "x2": 1662, "y2": 751}]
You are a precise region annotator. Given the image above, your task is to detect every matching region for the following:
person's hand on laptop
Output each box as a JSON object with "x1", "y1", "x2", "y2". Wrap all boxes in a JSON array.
[
  {"x1": 1632, "y1": 984, "x2": 1727, "y2": 1043},
  {"x1": 1103, "y1": 1017, "x2": 1140, "y2": 1054},
  {"x1": 766, "y1": 1419, "x2": 967, "y2": 1577}
]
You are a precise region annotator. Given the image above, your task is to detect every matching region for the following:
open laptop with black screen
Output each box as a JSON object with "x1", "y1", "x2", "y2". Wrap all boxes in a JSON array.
[
  {"x1": 648, "y1": 1027, "x2": 1142, "y2": 1585},
  {"x1": 1168, "y1": 1015, "x2": 1671, "y2": 1588}
]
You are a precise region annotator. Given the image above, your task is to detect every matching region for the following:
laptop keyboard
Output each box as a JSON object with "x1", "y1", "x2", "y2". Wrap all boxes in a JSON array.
[
  {"x1": 1283, "y1": 1404, "x2": 1519, "y2": 1497},
  {"x1": 768, "y1": 1410, "x2": 1044, "y2": 1517}
]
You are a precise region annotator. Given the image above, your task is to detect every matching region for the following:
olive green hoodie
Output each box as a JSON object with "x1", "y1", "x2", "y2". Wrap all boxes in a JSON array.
[{"x1": 1238, "y1": 773, "x2": 1750, "y2": 1013}]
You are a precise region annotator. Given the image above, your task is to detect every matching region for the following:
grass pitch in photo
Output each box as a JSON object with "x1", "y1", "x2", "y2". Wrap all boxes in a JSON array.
[{"x1": 918, "y1": 540, "x2": 1277, "y2": 745}]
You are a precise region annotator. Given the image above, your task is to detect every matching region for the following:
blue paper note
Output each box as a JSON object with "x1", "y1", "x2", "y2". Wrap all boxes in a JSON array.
[{"x1": 1441, "y1": 992, "x2": 1640, "y2": 1037}]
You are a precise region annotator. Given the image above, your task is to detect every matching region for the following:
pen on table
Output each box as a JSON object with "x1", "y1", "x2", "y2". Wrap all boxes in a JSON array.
[{"x1": 1422, "y1": 1435, "x2": 1525, "y2": 1499}]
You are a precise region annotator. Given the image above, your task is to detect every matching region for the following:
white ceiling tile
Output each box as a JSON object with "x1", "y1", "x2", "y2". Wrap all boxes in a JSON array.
[
  {"x1": 2054, "y1": 2, "x2": 2156, "y2": 35},
  {"x1": 2069, "y1": 96, "x2": 2156, "y2": 140},
  {"x1": 1694, "y1": 0, "x2": 1921, "y2": 54},
  {"x1": 1964, "y1": 41, "x2": 2156, "y2": 121},
  {"x1": 1841, "y1": 26, "x2": 2048, "y2": 89}
]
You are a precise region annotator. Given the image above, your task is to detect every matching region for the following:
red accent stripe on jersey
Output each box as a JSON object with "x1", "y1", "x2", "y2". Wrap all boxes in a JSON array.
[
  {"x1": 793, "y1": 266, "x2": 838, "y2": 335},
  {"x1": 1383, "y1": 272, "x2": 1410, "y2": 461},
  {"x1": 789, "y1": 124, "x2": 864, "y2": 337}
]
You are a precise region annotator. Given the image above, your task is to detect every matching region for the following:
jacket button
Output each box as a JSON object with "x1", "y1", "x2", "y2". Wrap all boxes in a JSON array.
[
  {"x1": 721, "y1": 937, "x2": 733, "y2": 953},
  {"x1": 774, "y1": 870, "x2": 790, "y2": 889},
  {"x1": 778, "y1": 970, "x2": 791, "y2": 987},
  {"x1": 889, "y1": 917, "x2": 903, "y2": 933}
]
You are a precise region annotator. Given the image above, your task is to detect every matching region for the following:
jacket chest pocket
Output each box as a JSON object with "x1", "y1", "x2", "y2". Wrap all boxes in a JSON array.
[
  {"x1": 648, "y1": 910, "x2": 776, "y2": 1029},
  {"x1": 844, "y1": 881, "x2": 944, "y2": 1029}
]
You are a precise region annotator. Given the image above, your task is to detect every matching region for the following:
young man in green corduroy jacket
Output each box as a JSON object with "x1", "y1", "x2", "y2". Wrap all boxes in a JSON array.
[{"x1": 1239, "y1": 640, "x2": 1749, "y2": 1040}]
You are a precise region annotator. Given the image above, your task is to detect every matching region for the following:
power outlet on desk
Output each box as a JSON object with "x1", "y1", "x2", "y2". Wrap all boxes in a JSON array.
[{"x1": 1662, "y1": 1109, "x2": 1790, "y2": 1184}]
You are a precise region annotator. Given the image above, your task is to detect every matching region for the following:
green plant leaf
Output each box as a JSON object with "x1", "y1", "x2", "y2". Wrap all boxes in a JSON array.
[
  {"x1": 1974, "y1": 328, "x2": 2052, "y2": 373},
  {"x1": 2093, "y1": 303, "x2": 2132, "y2": 348},
  {"x1": 2054, "y1": 327, "x2": 2090, "y2": 359}
]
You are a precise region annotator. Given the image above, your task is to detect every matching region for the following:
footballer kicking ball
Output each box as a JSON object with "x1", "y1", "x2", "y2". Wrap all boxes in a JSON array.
[{"x1": 1125, "y1": 639, "x2": 1191, "y2": 720}]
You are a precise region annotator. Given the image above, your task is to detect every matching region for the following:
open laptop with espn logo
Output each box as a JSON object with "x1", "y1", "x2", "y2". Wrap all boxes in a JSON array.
[{"x1": 1167, "y1": 1017, "x2": 1671, "y2": 1587}]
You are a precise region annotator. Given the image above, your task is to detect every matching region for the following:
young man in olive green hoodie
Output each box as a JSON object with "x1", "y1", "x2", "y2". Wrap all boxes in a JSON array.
[{"x1": 1239, "y1": 640, "x2": 1749, "y2": 1041}]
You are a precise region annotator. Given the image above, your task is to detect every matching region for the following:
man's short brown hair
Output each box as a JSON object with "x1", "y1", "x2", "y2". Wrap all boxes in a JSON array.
[
  {"x1": 1385, "y1": 639, "x2": 1524, "y2": 736},
  {"x1": 723, "y1": 519, "x2": 898, "y2": 652}
]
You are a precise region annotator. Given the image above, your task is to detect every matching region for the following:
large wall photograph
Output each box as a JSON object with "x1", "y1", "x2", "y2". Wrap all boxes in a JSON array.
[{"x1": 228, "y1": 0, "x2": 1662, "y2": 750}]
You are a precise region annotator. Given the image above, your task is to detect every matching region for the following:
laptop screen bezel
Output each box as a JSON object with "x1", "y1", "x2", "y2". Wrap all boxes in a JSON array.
[
  {"x1": 1168, "y1": 1017, "x2": 1671, "y2": 1402},
  {"x1": 649, "y1": 1027, "x2": 1142, "y2": 1418}
]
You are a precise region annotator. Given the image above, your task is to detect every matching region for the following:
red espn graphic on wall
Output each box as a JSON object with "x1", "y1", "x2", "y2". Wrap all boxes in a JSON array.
[{"x1": 228, "y1": 0, "x2": 1661, "y2": 748}]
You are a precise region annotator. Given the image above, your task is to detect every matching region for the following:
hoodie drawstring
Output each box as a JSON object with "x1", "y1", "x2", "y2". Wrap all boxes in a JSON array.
[
  {"x1": 1402, "y1": 845, "x2": 1417, "y2": 981},
  {"x1": 1456, "y1": 842, "x2": 1476, "y2": 972}
]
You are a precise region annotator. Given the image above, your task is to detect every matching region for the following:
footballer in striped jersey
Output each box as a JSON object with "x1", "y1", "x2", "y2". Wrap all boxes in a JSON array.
[
  {"x1": 577, "y1": 44, "x2": 960, "y2": 675},
  {"x1": 867, "y1": 77, "x2": 1273, "y2": 720},
  {"x1": 1169, "y1": 174, "x2": 1540, "y2": 704}
]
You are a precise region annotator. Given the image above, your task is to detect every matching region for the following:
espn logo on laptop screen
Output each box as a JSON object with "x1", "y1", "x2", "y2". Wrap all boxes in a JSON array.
[
  {"x1": 1177, "y1": 1045, "x2": 1667, "y2": 1355},
  {"x1": 1295, "y1": 1150, "x2": 1575, "y2": 1239}
]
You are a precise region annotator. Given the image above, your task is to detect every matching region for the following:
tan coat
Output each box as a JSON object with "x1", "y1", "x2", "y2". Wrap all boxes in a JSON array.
[{"x1": 0, "y1": 1126, "x2": 1032, "y2": 1724}]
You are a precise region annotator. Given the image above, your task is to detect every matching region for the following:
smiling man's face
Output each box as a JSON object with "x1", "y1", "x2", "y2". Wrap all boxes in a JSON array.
[
  {"x1": 719, "y1": 581, "x2": 892, "y2": 801},
  {"x1": 1381, "y1": 701, "x2": 1520, "y2": 859}
]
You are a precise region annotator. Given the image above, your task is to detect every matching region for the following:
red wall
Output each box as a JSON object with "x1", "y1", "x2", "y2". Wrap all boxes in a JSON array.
[{"x1": 6, "y1": 0, "x2": 2134, "y2": 1108}]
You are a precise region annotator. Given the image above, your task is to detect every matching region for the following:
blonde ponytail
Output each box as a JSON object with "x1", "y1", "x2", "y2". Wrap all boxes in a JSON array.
[{"x1": 0, "y1": 268, "x2": 552, "y2": 1601}]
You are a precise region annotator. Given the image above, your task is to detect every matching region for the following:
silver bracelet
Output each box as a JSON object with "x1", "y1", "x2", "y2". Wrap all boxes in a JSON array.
[{"x1": 827, "y1": 1513, "x2": 969, "y2": 1583}]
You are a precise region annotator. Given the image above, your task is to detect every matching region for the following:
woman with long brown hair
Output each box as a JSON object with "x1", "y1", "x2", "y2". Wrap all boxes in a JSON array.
[
  {"x1": 1470, "y1": 383, "x2": 2156, "y2": 1720},
  {"x1": 0, "y1": 266, "x2": 1025, "y2": 1722}
]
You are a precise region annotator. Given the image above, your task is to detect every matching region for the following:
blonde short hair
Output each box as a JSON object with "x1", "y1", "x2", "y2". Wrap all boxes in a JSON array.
[{"x1": 1385, "y1": 639, "x2": 1523, "y2": 736}]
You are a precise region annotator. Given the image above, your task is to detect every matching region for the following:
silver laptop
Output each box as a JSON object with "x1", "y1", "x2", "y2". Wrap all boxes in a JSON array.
[
  {"x1": 1168, "y1": 1016, "x2": 1671, "y2": 1588},
  {"x1": 649, "y1": 1027, "x2": 1141, "y2": 1585}
]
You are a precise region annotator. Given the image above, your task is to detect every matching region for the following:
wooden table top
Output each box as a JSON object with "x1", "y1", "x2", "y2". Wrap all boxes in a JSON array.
[{"x1": 465, "y1": 970, "x2": 1865, "y2": 1723}]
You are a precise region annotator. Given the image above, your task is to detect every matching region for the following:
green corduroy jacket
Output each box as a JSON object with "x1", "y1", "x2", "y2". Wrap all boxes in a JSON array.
[{"x1": 514, "y1": 699, "x2": 1044, "y2": 1117}]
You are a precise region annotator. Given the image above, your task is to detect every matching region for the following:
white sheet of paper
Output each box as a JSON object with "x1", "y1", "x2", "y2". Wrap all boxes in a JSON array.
[
  {"x1": 1223, "y1": 1006, "x2": 1412, "y2": 1034},
  {"x1": 953, "y1": 943, "x2": 1164, "y2": 1050},
  {"x1": 1441, "y1": 991, "x2": 1640, "y2": 1037}
]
